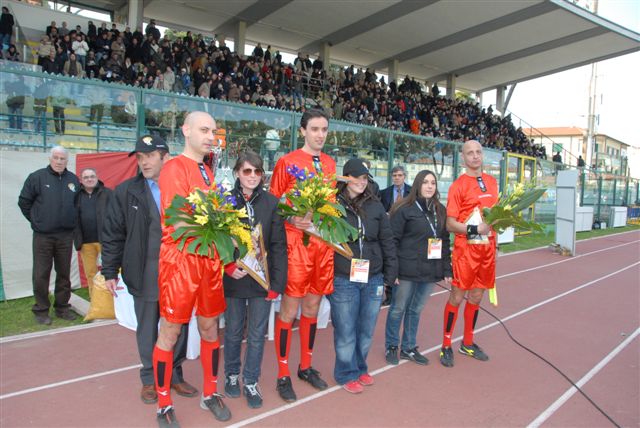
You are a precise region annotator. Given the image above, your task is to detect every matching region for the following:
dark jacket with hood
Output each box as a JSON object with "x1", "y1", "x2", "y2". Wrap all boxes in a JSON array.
[
  {"x1": 334, "y1": 194, "x2": 398, "y2": 285},
  {"x1": 18, "y1": 165, "x2": 80, "y2": 234},
  {"x1": 74, "y1": 180, "x2": 112, "y2": 249},
  {"x1": 390, "y1": 197, "x2": 452, "y2": 282},
  {"x1": 223, "y1": 179, "x2": 288, "y2": 298}
]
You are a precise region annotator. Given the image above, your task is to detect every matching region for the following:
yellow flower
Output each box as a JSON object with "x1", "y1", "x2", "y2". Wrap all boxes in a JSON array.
[
  {"x1": 186, "y1": 192, "x2": 201, "y2": 204},
  {"x1": 230, "y1": 224, "x2": 253, "y2": 252},
  {"x1": 237, "y1": 207, "x2": 248, "y2": 218},
  {"x1": 317, "y1": 204, "x2": 341, "y2": 218},
  {"x1": 504, "y1": 204, "x2": 513, "y2": 211},
  {"x1": 194, "y1": 214, "x2": 209, "y2": 225}
]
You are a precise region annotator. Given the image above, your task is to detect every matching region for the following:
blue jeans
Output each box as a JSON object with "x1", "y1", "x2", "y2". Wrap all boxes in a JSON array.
[
  {"x1": 328, "y1": 273, "x2": 384, "y2": 385},
  {"x1": 385, "y1": 280, "x2": 435, "y2": 351},
  {"x1": 0, "y1": 33, "x2": 10, "y2": 51},
  {"x1": 223, "y1": 296, "x2": 271, "y2": 384}
]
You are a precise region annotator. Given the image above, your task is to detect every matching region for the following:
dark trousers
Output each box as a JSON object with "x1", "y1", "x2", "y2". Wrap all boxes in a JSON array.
[
  {"x1": 53, "y1": 106, "x2": 65, "y2": 134},
  {"x1": 90, "y1": 104, "x2": 104, "y2": 123},
  {"x1": 32, "y1": 231, "x2": 73, "y2": 315},
  {"x1": 133, "y1": 297, "x2": 188, "y2": 386}
]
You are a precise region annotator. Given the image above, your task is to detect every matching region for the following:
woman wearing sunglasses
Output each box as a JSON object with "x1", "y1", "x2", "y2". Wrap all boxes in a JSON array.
[
  {"x1": 222, "y1": 151, "x2": 287, "y2": 409},
  {"x1": 329, "y1": 158, "x2": 397, "y2": 394},
  {"x1": 384, "y1": 170, "x2": 452, "y2": 366}
]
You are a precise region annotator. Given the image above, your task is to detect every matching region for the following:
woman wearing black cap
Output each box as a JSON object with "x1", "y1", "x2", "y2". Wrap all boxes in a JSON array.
[
  {"x1": 329, "y1": 158, "x2": 398, "y2": 394},
  {"x1": 384, "y1": 169, "x2": 452, "y2": 366}
]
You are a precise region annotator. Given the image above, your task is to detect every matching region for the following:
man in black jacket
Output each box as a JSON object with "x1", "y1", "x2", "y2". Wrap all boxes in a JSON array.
[
  {"x1": 74, "y1": 168, "x2": 112, "y2": 297},
  {"x1": 18, "y1": 146, "x2": 80, "y2": 325},
  {"x1": 102, "y1": 135, "x2": 197, "y2": 405},
  {"x1": 380, "y1": 165, "x2": 411, "y2": 212}
]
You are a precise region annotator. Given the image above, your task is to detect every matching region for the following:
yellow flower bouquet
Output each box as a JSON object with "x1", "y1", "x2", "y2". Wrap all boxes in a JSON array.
[
  {"x1": 164, "y1": 185, "x2": 253, "y2": 264},
  {"x1": 277, "y1": 165, "x2": 357, "y2": 249},
  {"x1": 482, "y1": 182, "x2": 547, "y2": 233}
]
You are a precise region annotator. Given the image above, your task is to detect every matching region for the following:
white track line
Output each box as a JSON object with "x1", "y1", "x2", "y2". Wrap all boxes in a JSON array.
[
  {"x1": 1, "y1": 248, "x2": 637, "y2": 403},
  {"x1": 0, "y1": 364, "x2": 142, "y2": 400},
  {"x1": 527, "y1": 327, "x2": 640, "y2": 428},
  {"x1": 0, "y1": 320, "x2": 118, "y2": 344},
  {"x1": 499, "y1": 228, "x2": 639, "y2": 257},
  {"x1": 224, "y1": 261, "x2": 640, "y2": 428},
  {"x1": 4, "y1": 237, "x2": 637, "y2": 344}
]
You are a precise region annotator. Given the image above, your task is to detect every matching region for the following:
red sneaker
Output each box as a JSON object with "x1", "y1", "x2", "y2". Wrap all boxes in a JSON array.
[
  {"x1": 358, "y1": 373, "x2": 374, "y2": 386},
  {"x1": 342, "y1": 380, "x2": 364, "y2": 394}
]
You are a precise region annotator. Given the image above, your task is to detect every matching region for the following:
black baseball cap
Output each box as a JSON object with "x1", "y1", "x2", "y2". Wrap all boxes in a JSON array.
[
  {"x1": 343, "y1": 158, "x2": 372, "y2": 177},
  {"x1": 128, "y1": 134, "x2": 169, "y2": 156}
]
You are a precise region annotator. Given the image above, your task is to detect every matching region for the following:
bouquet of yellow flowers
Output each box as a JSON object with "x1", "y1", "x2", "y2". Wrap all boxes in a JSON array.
[
  {"x1": 483, "y1": 182, "x2": 547, "y2": 234},
  {"x1": 278, "y1": 165, "x2": 358, "y2": 247},
  {"x1": 164, "y1": 185, "x2": 253, "y2": 264}
]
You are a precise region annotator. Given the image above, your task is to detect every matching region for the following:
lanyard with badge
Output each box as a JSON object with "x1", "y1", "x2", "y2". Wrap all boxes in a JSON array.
[
  {"x1": 415, "y1": 201, "x2": 442, "y2": 259},
  {"x1": 198, "y1": 163, "x2": 211, "y2": 186},
  {"x1": 349, "y1": 213, "x2": 371, "y2": 283}
]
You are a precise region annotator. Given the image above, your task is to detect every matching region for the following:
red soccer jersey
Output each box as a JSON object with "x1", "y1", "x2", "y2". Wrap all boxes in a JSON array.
[
  {"x1": 269, "y1": 149, "x2": 336, "y2": 199},
  {"x1": 158, "y1": 154, "x2": 214, "y2": 226},
  {"x1": 447, "y1": 172, "x2": 499, "y2": 235}
]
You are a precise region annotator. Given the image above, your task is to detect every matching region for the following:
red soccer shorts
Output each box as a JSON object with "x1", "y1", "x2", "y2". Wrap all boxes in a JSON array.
[
  {"x1": 285, "y1": 227, "x2": 334, "y2": 298},
  {"x1": 451, "y1": 240, "x2": 496, "y2": 290},
  {"x1": 158, "y1": 240, "x2": 225, "y2": 323}
]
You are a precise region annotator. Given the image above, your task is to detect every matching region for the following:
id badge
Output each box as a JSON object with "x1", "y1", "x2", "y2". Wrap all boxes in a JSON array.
[
  {"x1": 428, "y1": 238, "x2": 442, "y2": 259},
  {"x1": 350, "y1": 258, "x2": 370, "y2": 283}
]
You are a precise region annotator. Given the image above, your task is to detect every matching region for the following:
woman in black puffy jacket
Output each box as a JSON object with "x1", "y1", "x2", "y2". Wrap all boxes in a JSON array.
[
  {"x1": 329, "y1": 158, "x2": 397, "y2": 394},
  {"x1": 384, "y1": 169, "x2": 452, "y2": 366}
]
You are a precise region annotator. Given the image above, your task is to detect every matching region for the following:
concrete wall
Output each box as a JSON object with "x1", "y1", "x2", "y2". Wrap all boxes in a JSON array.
[{"x1": 1, "y1": 150, "x2": 82, "y2": 300}]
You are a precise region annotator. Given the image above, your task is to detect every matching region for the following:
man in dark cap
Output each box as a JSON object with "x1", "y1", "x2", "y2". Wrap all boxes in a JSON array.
[{"x1": 102, "y1": 135, "x2": 198, "y2": 406}]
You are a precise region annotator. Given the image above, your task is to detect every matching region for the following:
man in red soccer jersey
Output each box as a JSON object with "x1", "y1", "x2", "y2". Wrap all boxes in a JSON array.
[
  {"x1": 269, "y1": 109, "x2": 335, "y2": 402},
  {"x1": 440, "y1": 140, "x2": 498, "y2": 368},
  {"x1": 152, "y1": 111, "x2": 231, "y2": 427}
]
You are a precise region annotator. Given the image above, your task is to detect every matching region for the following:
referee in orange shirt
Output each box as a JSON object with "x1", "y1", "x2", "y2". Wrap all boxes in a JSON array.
[{"x1": 440, "y1": 140, "x2": 498, "y2": 367}]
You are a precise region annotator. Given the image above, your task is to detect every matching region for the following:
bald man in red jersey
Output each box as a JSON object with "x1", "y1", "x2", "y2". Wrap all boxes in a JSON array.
[{"x1": 440, "y1": 140, "x2": 498, "y2": 368}]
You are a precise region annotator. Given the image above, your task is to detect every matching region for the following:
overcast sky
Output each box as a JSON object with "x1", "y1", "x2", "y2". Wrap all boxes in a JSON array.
[{"x1": 483, "y1": 0, "x2": 639, "y2": 148}]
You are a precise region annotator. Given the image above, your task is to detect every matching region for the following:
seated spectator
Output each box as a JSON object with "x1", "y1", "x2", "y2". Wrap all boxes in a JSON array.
[
  {"x1": 37, "y1": 35, "x2": 54, "y2": 67},
  {"x1": 63, "y1": 52, "x2": 85, "y2": 78},
  {"x1": 5, "y1": 44, "x2": 20, "y2": 61}
]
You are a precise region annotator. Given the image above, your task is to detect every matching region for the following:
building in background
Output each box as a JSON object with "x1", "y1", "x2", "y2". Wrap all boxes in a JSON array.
[{"x1": 524, "y1": 127, "x2": 629, "y2": 176}]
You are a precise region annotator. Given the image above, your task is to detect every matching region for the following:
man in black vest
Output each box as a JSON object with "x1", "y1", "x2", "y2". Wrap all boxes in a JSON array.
[{"x1": 102, "y1": 135, "x2": 197, "y2": 405}]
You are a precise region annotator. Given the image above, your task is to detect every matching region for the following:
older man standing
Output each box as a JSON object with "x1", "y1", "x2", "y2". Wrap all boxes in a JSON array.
[
  {"x1": 18, "y1": 146, "x2": 80, "y2": 325},
  {"x1": 74, "y1": 168, "x2": 112, "y2": 297}
]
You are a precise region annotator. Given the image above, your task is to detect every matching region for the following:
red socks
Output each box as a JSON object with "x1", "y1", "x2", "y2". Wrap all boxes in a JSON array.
[
  {"x1": 275, "y1": 318, "x2": 293, "y2": 378},
  {"x1": 200, "y1": 339, "x2": 220, "y2": 397},
  {"x1": 463, "y1": 302, "x2": 480, "y2": 346},
  {"x1": 442, "y1": 302, "x2": 459, "y2": 348},
  {"x1": 153, "y1": 346, "x2": 173, "y2": 408},
  {"x1": 299, "y1": 315, "x2": 317, "y2": 371}
]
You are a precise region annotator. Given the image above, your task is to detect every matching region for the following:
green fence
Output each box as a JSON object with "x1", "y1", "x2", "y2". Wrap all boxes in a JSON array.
[{"x1": 1, "y1": 66, "x2": 638, "y2": 226}]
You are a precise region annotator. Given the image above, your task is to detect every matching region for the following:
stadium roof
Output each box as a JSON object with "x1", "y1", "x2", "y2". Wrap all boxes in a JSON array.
[{"x1": 97, "y1": 0, "x2": 640, "y2": 92}]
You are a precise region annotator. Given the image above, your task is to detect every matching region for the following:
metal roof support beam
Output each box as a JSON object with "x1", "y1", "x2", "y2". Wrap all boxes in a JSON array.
[
  {"x1": 214, "y1": 0, "x2": 294, "y2": 35},
  {"x1": 319, "y1": 42, "x2": 331, "y2": 71},
  {"x1": 504, "y1": 83, "x2": 516, "y2": 113},
  {"x1": 428, "y1": 27, "x2": 610, "y2": 86},
  {"x1": 128, "y1": 0, "x2": 144, "y2": 31},
  {"x1": 388, "y1": 59, "x2": 399, "y2": 85},
  {"x1": 446, "y1": 74, "x2": 456, "y2": 100},
  {"x1": 233, "y1": 21, "x2": 247, "y2": 56},
  {"x1": 299, "y1": 0, "x2": 439, "y2": 54},
  {"x1": 368, "y1": 1, "x2": 558, "y2": 69},
  {"x1": 496, "y1": 85, "x2": 505, "y2": 113}
]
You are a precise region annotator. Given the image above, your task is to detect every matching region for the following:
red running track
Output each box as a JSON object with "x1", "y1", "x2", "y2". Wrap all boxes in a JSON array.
[{"x1": 1, "y1": 231, "x2": 638, "y2": 427}]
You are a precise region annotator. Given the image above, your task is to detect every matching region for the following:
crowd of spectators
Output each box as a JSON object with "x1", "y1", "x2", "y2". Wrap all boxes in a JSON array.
[{"x1": 5, "y1": 16, "x2": 546, "y2": 158}]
